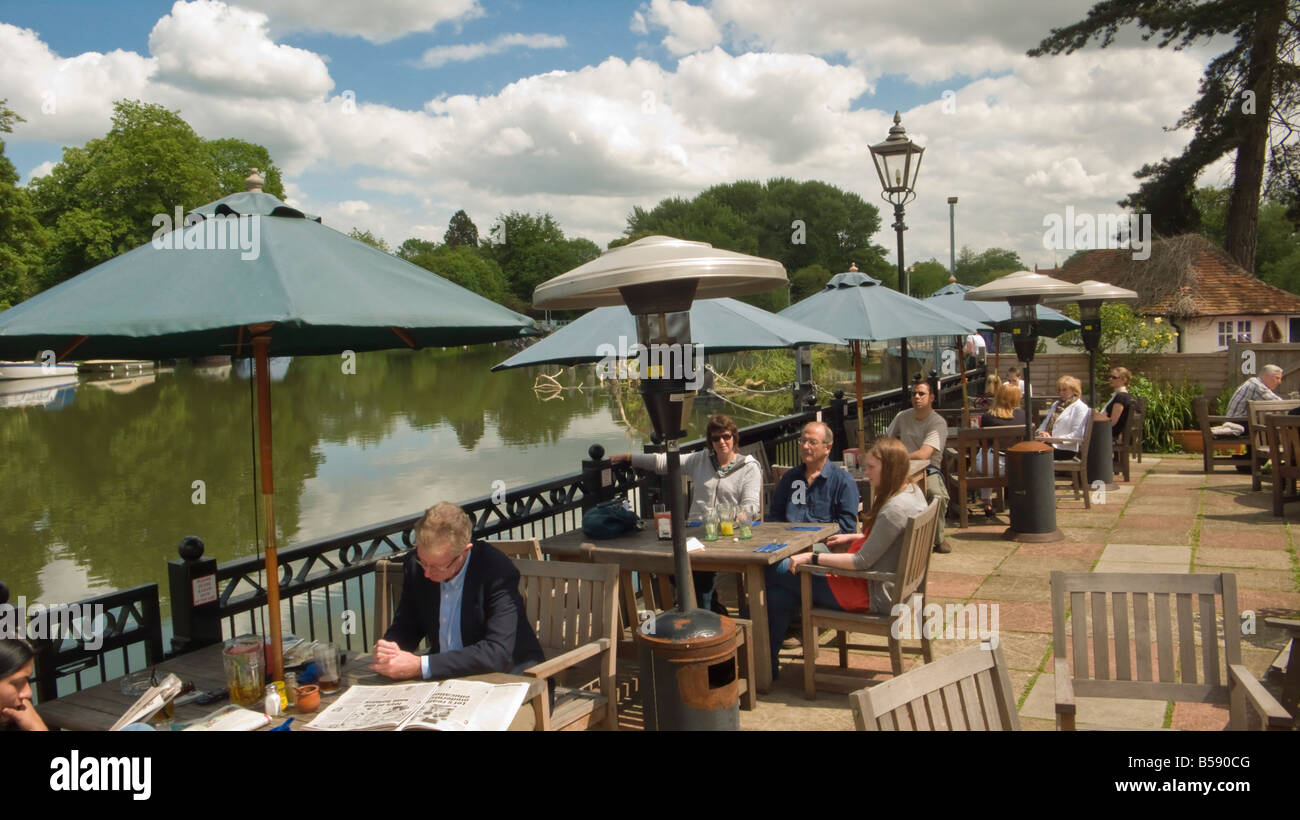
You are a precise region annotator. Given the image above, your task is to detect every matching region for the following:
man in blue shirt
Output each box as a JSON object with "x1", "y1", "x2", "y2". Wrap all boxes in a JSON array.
[
  {"x1": 769, "y1": 421, "x2": 859, "y2": 534},
  {"x1": 372, "y1": 502, "x2": 544, "y2": 681}
]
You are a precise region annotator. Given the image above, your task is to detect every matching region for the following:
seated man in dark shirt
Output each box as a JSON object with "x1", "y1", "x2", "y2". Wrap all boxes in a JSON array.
[
  {"x1": 768, "y1": 421, "x2": 859, "y2": 534},
  {"x1": 372, "y1": 502, "x2": 544, "y2": 681}
]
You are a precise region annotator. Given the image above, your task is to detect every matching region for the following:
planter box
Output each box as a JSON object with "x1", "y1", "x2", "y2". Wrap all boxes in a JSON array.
[{"x1": 1170, "y1": 429, "x2": 1245, "y2": 454}]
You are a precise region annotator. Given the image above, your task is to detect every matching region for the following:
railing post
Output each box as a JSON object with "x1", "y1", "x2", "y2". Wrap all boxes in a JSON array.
[
  {"x1": 792, "y1": 345, "x2": 813, "y2": 413},
  {"x1": 828, "y1": 390, "x2": 846, "y2": 461},
  {"x1": 168, "y1": 536, "x2": 222, "y2": 654},
  {"x1": 581, "y1": 443, "x2": 616, "y2": 512}
]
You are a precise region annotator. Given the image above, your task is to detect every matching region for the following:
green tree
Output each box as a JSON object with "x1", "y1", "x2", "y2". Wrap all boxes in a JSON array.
[
  {"x1": 26, "y1": 99, "x2": 287, "y2": 295},
  {"x1": 908, "y1": 259, "x2": 952, "y2": 298},
  {"x1": 203, "y1": 138, "x2": 286, "y2": 198},
  {"x1": 348, "y1": 228, "x2": 391, "y2": 253},
  {"x1": 400, "y1": 243, "x2": 508, "y2": 304},
  {"x1": 395, "y1": 238, "x2": 438, "y2": 261},
  {"x1": 1030, "y1": 0, "x2": 1298, "y2": 273},
  {"x1": 443, "y1": 209, "x2": 479, "y2": 248},
  {"x1": 622, "y1": 179, "x2": 888, "y2": 303},
  {"x1": 0, "y1": 100, "x2": 47, "y2": 308},
  {"x1": 952, "y1": 246, "x2": 1023, "y2": 286},
  {"x1": 481, "y1": 211, "x2": 600, "y2": 305},
  {"x1": 1195, "y1": 185, "x2": 1300, "y2": 293},
  {"x1": 789, "y1": 263, "x2": 831, "y2": 303}
]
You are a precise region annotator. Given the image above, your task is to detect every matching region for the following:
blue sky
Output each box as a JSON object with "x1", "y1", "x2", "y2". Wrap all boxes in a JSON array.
[{"x1": 0, "y1": 0, "x2": 1217, "y2": 267}]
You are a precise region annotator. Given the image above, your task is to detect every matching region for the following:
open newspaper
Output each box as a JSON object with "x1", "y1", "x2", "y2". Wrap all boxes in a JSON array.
[{"x1": 304, "y1": 679, "x2": 532, "y2": 731}]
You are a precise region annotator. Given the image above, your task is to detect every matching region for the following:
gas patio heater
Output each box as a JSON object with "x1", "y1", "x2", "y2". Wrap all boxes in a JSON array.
[
  {"x1": 965, "y1": 272, "x2": 1081, "y2": 542},
  {"x1": 869, "y1": 111, "x2": 925, "y2": 396},
  {"x1": 533, "y1": 235, "x2": 786, "y2": 730},
  {"x1": 1045, "y1": 280, "x2": 1138, "y2": 492}
]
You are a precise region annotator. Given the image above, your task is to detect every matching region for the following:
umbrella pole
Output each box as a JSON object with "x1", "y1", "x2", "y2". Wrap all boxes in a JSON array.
[
  {"x1": 252, "y1": 335, "x2": 284, "y2": 683},
  {"x1": 855, "y1": 341, "x2": 865, "y2": 453},
  {"x1": 960, "y1": 337, "x2": 970, "y2": 428}
]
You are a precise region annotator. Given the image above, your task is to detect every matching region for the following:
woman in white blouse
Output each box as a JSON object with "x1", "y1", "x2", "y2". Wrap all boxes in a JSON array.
[{"x1": 1036, "y1": 375, "x2": 1091, "y2": 460}]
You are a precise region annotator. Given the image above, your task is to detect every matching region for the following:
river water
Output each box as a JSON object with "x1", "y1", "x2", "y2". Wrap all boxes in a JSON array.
[{"x1": 1, "y1": 344, "x2": 791, "y2": 617}]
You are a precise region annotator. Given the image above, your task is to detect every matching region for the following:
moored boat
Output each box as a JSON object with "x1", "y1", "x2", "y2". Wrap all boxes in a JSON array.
[{"x1": 0, "y1": 361, "x2": 79, "y2": 379}]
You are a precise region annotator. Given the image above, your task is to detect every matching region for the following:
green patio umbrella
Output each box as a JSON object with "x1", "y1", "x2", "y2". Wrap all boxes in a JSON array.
[
  {"x1": 779, "y1": 269, "x2": 987, "y2": 451},
  {"x1": 926, "y1": 283, "x2": 1079, "y2": 383},
  {"x1": 0, "y1": 174, "x2": 535, "y2": 679},
  {"x1": 492, "y1": 297, "x2": 845, "y2": 371}
]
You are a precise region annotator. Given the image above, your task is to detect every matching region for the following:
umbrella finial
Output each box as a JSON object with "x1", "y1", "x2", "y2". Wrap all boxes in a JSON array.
[
  {"x1": 246, "y1": 168, "x2": 265, "y2": 192},
  {"x1": 849, "y1": 262, "x2": 858, "y2": 272}
]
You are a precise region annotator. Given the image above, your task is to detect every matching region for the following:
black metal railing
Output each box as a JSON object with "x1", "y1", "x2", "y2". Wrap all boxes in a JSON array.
[
  {"x1": 14, "y1": 583, "x2": 164, "y2": 702},
  {"x1": 21, "y1": 364, "x2": 989, "y2": 699}
]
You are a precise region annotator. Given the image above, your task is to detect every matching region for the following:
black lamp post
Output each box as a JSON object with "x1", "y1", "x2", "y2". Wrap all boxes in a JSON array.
[
  {"x1": 869, "y1": 112, "x2": 924, "y2": 397},
  {"x1": 966, "y1": 272, "x2": 1081, "y2": 542}
]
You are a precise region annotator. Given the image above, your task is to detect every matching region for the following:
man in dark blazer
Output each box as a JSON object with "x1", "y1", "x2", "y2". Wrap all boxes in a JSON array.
[{"x1": 372, "y1": 502, "x2": 544, "y2": 680}]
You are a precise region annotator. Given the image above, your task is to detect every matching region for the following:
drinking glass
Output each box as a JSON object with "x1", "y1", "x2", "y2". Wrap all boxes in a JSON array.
[
  {"x1": 736, "y1": 505, "x2": 753, "y2": 540},
  {"x1": 702, "y1": 506, "x2": 720, "y2": 541},
  {"x1": 718, "y1": 503, "x2": 735, "y2": 536}
]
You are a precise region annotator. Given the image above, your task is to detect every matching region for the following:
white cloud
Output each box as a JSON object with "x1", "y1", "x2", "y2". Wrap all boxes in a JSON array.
[
  {"x1": 418, "y1": 33, "x2": 568, "y2": 68},
  {"x1": 240, "y1": 0, "x2": 483, "y2": 44},
  {"x1": 24, "y1": 160, "x2": 56, "y2": 183},
  {"x1": 149, "y1": 0, "x2": 332, "y2": 100},
  {"x1": 643, "y1": 0, "x2": 722, "y2": 56},
  {"x1": 630, "y1": 11, "x2": 649, "y2": 36}
]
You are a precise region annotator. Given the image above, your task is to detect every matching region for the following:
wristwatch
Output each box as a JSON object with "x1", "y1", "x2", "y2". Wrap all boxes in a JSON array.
[{"x1": 811, "y1": 553, "x2": 820, "y2": 566}]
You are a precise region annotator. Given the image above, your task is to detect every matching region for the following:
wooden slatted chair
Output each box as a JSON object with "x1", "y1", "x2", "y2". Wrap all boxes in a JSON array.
[
  {"x1": 1111, "y1": 396, "x2": 1137, "y2": 482},
  {"x1": 1129, "y1": 395, "x2": 1146, "y2": 464},
  {"x1": 1050, "y1": 571, "x2": 1293, "y2": 731},
  {"x1": 1265, "y1": 414, "x2": 1300, "y2": 516},
  {"x1": 796, "y1": 498, "x2": 941, "y2": 699},
  {"x1": 1247, "y1": 399, "x2": 1300, "y2": 491},
  {"x1": 944, "y1": 425, "x2": 1026, "y2": 528},
  {"x1": 514, "y1": 558, "x2": 620, "y2": 731},
  {"x1": 1194, "y1": 396, "x2": 1250, "y2": 473},
  {"x1": 373, "y1": 558, "x2": 407, "y2": 644},
  {"x1": 489, "y1": 538, "x2": 544, "y2": 560},
  {"x1": 1050, "y1": 410, "x2": 1095, "y2": 510},
  {"x1": 849, "y1": 642, "x2": 1020, "y2": 731}
]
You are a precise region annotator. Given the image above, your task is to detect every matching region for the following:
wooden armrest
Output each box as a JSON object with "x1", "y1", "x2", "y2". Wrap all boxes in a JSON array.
[
  {"x1": 1264, "y1": 617, "x2": 1300, "y2": 632},
  {"x1": 1228, "y1": 663, "x2": 1295, "y2": 729},
  {"x1": 1054, "y1": 658, "x2": 1076, "y2": 716},
  {"x1": 523, "y1": 639, "x2": 610, "y2": 681},
  {"x1": 795, "y1": 564, "x2": 890, "y2": 581}
]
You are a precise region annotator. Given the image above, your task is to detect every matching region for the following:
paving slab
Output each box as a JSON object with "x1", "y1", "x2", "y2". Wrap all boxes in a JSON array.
[
  {"x1": 925, "y1": 571, "x2": 985, "y2": 600},
  {"x1": 1055, "y1": 511, "x2": 1120, "y2": 528},
  {"x1": 1091, "y1": 560, "x2": 1194, "y2": 574},
  {"x1": 1098, "y1": 544, "x2": 1193, "y2": 564},
  {"x1": 1209, "y1": 568, "x2": 1300, "y2": 592},
  {"x1": 1196, "y1": 529, "x2": 1292, "y2": 550},
  {"x1": 1237, "y1": 588, "x2": 1300, "y2": 615},
  {"x1": 997, "y1": 554, "x2": 1096, "y2": 577},
  {"x1": 1110, "y1": 527, "x2": 1196, "y2": 545},
  {"x1": 1015, "y1": 541, "x2": 1106, "y2": 561},
  {"x1": 1194, "y1": 547, "x2": 1295, "y2": 571},
  {"x1": 969, "y1": 599, "x2": 1053, "y2": 633},
  {"x1": 927, "y1": 552, "x2": 1004, "y2": 576},
  {"x1": 976, "y1": 573, "x2": 1055, "y2": 602},
  {"x1": 1020, "y1": 673, "x2": 1167, "y2": 728},
  {"x1": 996, "y1": 631, "x2": 1052, "y2": 672}
]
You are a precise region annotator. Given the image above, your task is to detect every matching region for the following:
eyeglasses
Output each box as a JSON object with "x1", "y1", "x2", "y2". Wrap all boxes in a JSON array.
[
  {"x1": 709, "y1": 432, "x2": 734, "y2": 442},
  {"x1": 799, "y1": 436, "x2": 829, "y2": 446},
  {"x1": 911, "y1": 391, "x2": 930, "y2": 398},
  {"x1": 415, "y1": 545, "x2": 468, "y2": 573}
]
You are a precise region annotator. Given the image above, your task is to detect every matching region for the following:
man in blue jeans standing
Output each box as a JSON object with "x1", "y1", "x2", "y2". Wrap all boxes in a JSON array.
[{"x1": 765, "y1": 421, "x2": 859, "y2": 678}]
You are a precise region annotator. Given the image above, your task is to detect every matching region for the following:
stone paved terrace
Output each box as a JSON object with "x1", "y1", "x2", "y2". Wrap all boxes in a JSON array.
[{"x1": 618, "y1": 454, "x2": 1300, "y2": 730}]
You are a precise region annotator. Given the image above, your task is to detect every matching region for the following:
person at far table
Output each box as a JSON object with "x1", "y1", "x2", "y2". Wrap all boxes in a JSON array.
[
  {"x1": 1101, "y1": 367, "x2": 1132, "y2": 441},
  {"x1": 1225, "y1": 364, "x2": 1284, "y2": 418},
  {"x1": 372, "y1": 502, "x2": 545, "y2": 681},
  {"x1": 1036, "y1": 375, "x2": 1091, "y2": 460},
  {"x1": 1, "y1": 639, "x2": 47, "y2": 731},
  {"x1": 611, "y1": 413, "x2": 762, "y2": 614},
  {"x1": 764, "y1": 437, "x2": 926, "y2": 680},
  {"x1": 976, "y1": 382, "x2": 1025, "y2": 518},
  {"x1": 768, "y1": 421, "x2": 860, "y2": 535},
  {"x1": 885, "y1": 378, "x2": 951, "y2": 553}
]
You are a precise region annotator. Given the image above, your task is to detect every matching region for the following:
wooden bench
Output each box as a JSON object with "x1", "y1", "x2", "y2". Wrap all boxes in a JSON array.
[
  {"x1": 1194, "y1": 395, "x2": 1250, "y2": 473},
  {"x1": 1247, "y1": 399, "x2": 1300, "y2": 490},
  {"x1": 1265, "y1": 414, "x2": 1300, "y2": 516}
]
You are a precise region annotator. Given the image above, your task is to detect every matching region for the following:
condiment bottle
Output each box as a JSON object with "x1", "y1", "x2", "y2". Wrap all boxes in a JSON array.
[
  {"x1": 264, "y1": 684, "x2": 282, "y2": 717},
  {"x1": 284, "y1": 672, "x2": 298, "y2": 708}
]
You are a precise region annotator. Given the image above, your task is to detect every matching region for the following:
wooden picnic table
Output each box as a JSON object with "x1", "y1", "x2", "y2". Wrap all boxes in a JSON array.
[
  {"x1": 38, "y1": 641, "x2": 546, "y2": 731},
  {"x1": 540, "y1": 520, "x2": 838, "y2": 694}
]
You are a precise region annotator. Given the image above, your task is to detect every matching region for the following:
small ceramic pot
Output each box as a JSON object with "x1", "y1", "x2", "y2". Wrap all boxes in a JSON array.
[{"x1": 295, "y1": 684, "x2": 320, "y2": 712}]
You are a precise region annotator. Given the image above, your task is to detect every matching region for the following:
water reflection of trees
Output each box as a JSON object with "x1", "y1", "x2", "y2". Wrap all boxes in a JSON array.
[{"x1": 1, "y1": 343, "x2": 756, "y2": 603}]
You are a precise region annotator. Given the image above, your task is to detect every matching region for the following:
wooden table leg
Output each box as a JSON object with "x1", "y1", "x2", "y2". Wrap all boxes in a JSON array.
[{"x1": 746, "y1": 565, "x2": 773, "y2": 693}]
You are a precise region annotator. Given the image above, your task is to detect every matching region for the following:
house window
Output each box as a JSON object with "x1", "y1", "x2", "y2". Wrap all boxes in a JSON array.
[{"x1": 1218, "y1": 320, "x2": 1253, "y2": 349}]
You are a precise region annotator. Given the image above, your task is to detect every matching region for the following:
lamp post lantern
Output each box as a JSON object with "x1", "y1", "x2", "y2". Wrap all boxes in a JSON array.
[
  {"x1": 1045, "y1": 280, "x2": 1138, "y2": 492},
  {"x1": 966, "y1": 272, "x2": 1081, "y2": 541},
  {"x1": 869, "y1": 112, "x2": 925, "y2": 396}
]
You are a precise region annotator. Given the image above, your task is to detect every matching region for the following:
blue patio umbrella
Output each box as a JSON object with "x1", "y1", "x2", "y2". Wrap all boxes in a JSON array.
[
  {"x1": 492, "y1": 297, "x2": 845, "y2": 371},
  {"x1": 780, "y1": 270, "x2": 988, "y2": 449}
]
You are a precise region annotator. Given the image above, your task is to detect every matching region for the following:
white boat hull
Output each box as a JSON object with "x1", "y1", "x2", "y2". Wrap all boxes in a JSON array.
[{"x1": 0, "y1": 361, "x2": 79, "y2": 379}]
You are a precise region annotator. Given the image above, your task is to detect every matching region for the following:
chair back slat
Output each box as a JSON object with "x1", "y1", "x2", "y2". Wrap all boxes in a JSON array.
[
  {"x1": 1199, "y1": 593, "x2": 1220, "y2": 689},
  {"x1": 896, "y1": 499, "x2": 941, "y2": 601},
  {"x1": 1154, "y1": 592, "x2": 1175, "y2": 682},
  {"x1": 1091, "y1": 591, "x2": 1109, "y2": 680},
  {"x1": 1176, "y1": 593, "x2": 1197, "y2": 684},
  {"x1": 1132, "y1": 592, "x2": 1153, "y2": 681},
  {"x1": 1112, "y1": 592, "x2": 1131, "y2": 680}
]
